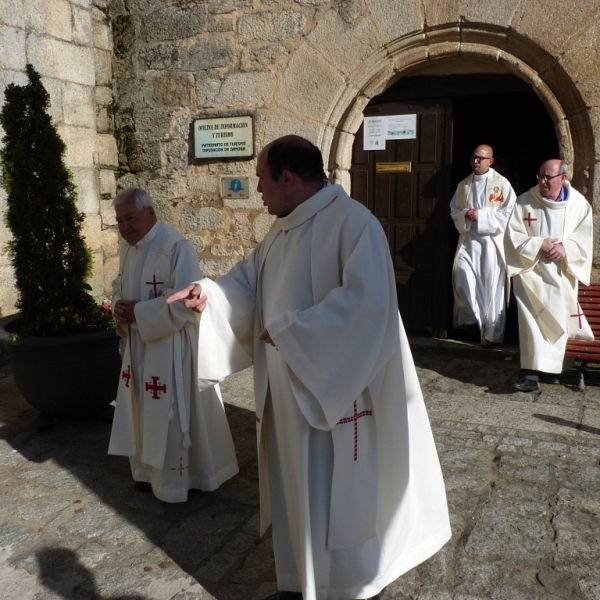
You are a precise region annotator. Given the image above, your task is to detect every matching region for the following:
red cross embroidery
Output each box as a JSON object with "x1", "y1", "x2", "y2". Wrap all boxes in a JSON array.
[
  {"x1": 146, "y1": 274, "x2": 164, "y2": 298},
  {"x1": 145, "y1": 376, "x2": 167, "y2": 399},
  {"x1": 524, "y1": 212, "x2": 537, "y2": 227},
  {"x1": 169, "y1": 457, "x2": 187, "y2": 477},
  {"x1": 255, "y1": 416, "x2": 261, "y2": 423},
  {"x1": 122, "y1": 365, "x2": 131, "y2": 388},
  {"x1": 570, "y1": 303, "x2": 585, "y2": 329},
  {"x1": 337, "y1": 400, "x2": 373, "y2": 461}
]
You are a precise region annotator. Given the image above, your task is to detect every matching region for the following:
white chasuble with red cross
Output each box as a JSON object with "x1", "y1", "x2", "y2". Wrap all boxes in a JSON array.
[{"x1": 505, "y1": 183, "x2": 593, "y2": 372}]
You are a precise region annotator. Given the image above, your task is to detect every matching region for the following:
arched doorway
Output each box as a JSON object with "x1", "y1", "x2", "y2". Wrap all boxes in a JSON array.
[{"x1": 349, "y1": 68, "x2": 559, "y2": 340}]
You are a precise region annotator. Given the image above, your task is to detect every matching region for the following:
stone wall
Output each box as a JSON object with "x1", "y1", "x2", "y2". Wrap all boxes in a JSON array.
[
  {"x1": 107, "y1": 0, "x2": 600, "y2": 281},
  {"x1": 0, "y1": 0, "x2": 116, "y2": 317}
]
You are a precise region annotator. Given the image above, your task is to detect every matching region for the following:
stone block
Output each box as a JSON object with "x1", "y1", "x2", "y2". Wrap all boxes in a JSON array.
[
  {"x1": 138, "y1": 44, "x2": 179, "y2": 70},
  {"x1": 58, "y1": 125, "x2": 95, "y2": 168},
  {"x1": 92, "y1": 14, "x2": 112, "y2": 51},
  {"x1": 41, "y1": 75, "x2": 64, "y2": 125},
  {"x1": 62, "y1": 82, "x2": 95, "y2": 128},
  {"x1": 208, "y1": 17, "x2": 235, "y2": 33},
  {"x1": 239, "y1": 10, "x2": 306, "y2": 44},
  {"x1": 94, "y1": 48, "x2": 112, "y2": 86},
  {"x1": 99, "y1": 169, "x2": 117, "y2": 196},
  {"x1": 95, "y1": 85, "x2": 113, "y2": 107},
  {"x1": 72, "y1": 0, "x2": 92, "y2": 7},
  {"x1": 101, "y1": 228, "x2": 120, "y2": 257},
  {"x1": 183, "y1": 37, "x2": 234, "y2": 70},
  {"x1": 223, "y1": 197, "x2": 264, "y2": 211},
  {"x1": 0, "y1": 27, "x2": 26, "y2": 71},
  {"x1": 184, "y1": 234, "x2": 205, "y2": 254},
  {"x1": 512, "y1": 0, "x2": 600, "y2": 59},
  {"x1": 249, "y1": 43, "x2": 289, "y2": 67},
  {"x1": 97, "y1": 133, "x2": 119, "y2": 167},
  {"x1": 275, "y1": 43, "x2": 346, "y2": 119},
  {"x1": 1, "y1": 0, "x2": 25, "y2": 28},
  {"x1": 211, "y1": 243, "x2": 243, "y2": 257},
  {"x1": 27, "y1": 35, "x2": 95, "y2": 85},
  {"x1": 0, "y1": 266, "x2": 18, "y2": 316},
  {"x1": 96, "y1": 107, "x2": 111, "y2": 133},
  {"x1": 307, "y1": 12, "x2": 381, "y2": 77},
  {"x1": 194, "y1": 71, "x2": 222, "y2": 106},
  {"x1": 209, "y1": 0, "x2": 252, "y2": 14},
  {"x1": 460, "y1": 0, "x2": 520, "y2": 29},
  {"x1": 100, "y1": 198, "x2": 117, "y2": 226},
  {"x1": 73, "y1": 5, "x2": 93, "y2": 46},
  {"x1": 152, "y1": 72, "x2": 196, "y2": 107},
  {"x1": 164, "y1": 140, "x2": 190, "y2": 174},
  {"x1": 26, "y1": 0, "x2": 72, "y2": 41},
  {"x1": 141, "y1": 5, "x2": 207, "y2": 42},
  {"x1": 82, "y1": 214, "x2": 102, "y2": 253},
  {"x1": 252, "y1": 212, "x2": 274, "y2": 242},
  {"x1": 217, "y1": 70, "x2": 277, "y2": 106},
  {"x1": 263, "y1": 109, "x2": 323, "y2": 149},
  {"x1": 199, "y1": 257, "x2": 238, "y2": 278},
  {"x1": 180, "y1": 206, "x2": 230, "y2": 232},
  {"x1": 72, "y1": 167, "x2": 100, "y2": 213},
  {"x1": 364, "y1": 0, "x2": 423, "y2": 43},
  {"x1": 421, "y1": 0, "x2": 460, "y2": 29}
]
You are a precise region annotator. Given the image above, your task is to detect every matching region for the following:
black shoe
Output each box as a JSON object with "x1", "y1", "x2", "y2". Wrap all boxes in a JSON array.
[
  {"x1": 512, "y1": 378, "x2": 539, "y2": 392},
  {"x1": 540, "y1": 374, "x2": 560, "y2": 385},
  {"x1": 264, "y1": 593, "x2": 302, "y2": 600},
  {"x1": 134, "y1": 481, "x2": 152, "y2": 492}
]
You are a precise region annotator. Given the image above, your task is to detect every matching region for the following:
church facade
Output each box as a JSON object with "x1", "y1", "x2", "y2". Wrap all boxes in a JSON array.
[{"x1": 1, "y1": 0, "x2": 599, "y2": 336}]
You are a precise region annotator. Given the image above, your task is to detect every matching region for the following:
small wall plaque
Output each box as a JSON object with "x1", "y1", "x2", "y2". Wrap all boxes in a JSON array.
[
  {"x1": 194, "y1": 116, "x2": 254, "y2": 159},
  {"x1": 221, "y1": 176, "x2": 250, "y2": 199}
]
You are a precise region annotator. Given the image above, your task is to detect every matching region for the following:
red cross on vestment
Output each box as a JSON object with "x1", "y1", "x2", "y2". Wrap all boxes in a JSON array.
[
  {"x1": 524, "y1": 212, "x2": 538, "y2": 227},
  {"x1": 145, "y1": 376, "x2": 167, "y2": 399},
  {"x1": 337, "y1": 400, "x2": 373, "y2": 461},
  {"x1": 146, "y1": 274, "x2": 164, "y2": 298},
  {"x1": 169, "y1": 457, "x2": 187, "y2": 477},
  {"x1": 122, "y1": 365, "x2": 131, "y2": 388},
  {"x1": 571, "y1": 303, "x2": 585, "y2": 329}
]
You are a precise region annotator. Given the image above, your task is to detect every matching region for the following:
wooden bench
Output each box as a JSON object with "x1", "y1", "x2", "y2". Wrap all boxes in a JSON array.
[{"x1": 565, "y1": 282, "x2": 600, "y2": 389}]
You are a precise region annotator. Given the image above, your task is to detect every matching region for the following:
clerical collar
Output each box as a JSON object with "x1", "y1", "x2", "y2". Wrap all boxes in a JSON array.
[
  {"x1": 135, "y1": 221, "x2": 160, "y2": 248},
  {"x1": 543, "y1": 184, "x2": 569, "y2": 202}
]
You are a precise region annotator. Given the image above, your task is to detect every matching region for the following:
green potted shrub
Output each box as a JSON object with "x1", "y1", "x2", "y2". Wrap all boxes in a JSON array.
[{"x1": 0, "y1": 64, "x2": 121, "y2": 430}]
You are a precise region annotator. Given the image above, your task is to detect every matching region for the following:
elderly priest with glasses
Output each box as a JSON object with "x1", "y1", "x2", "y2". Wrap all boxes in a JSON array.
[
  {"x1": 450, "y1": 144, "x2": 517, "y2": 347},
  {"x1": 505, "y1": 159, "x2": 593, "y2": 392}
]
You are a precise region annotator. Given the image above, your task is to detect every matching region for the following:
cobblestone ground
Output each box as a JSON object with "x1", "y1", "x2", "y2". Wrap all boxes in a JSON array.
[{"x1": 0, "y1": 345, "x2": 599, "y2": 600}]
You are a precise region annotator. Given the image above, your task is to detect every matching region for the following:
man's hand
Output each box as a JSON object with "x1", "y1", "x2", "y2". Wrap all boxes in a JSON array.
[
  {"x1": 466, "y1": 208, "x2": 479, "y2": 222},
  {"x1": 540, "y1": 238, "x2": 558, "y2": 256},
  {"x1": 114, "y1": 299, "x2": 137, "y2": 324},
  {"x1": 166, "y1": 283, "x2": 207, "y2": 313},
  {"x1": 544, "y1": 241, "x2": 566, "y2": 262},
  {"x1": 259, "y1": 328, "x2": 277, "y2": 349}
]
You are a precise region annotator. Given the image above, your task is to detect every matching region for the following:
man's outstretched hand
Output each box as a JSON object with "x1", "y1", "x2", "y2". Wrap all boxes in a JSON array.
[{"x1": 166, "y1": 283, "x2": 207, "y2": 313}]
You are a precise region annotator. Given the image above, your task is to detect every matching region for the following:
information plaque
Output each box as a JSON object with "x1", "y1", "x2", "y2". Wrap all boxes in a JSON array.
[{"x1": 194, "y1": 116, "x2": 254, "y2": 159}]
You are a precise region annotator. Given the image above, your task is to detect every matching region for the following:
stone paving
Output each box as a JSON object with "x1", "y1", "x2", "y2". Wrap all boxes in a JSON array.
[{"x1": 1, "y1": 341, "x2": 600, "y2": 600}]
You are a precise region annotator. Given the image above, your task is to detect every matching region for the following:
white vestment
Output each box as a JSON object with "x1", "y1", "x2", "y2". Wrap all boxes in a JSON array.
[
  {"x1": 450, "y1": 168, "x2": 516, "y2": 343},
  {"x1": 195, "y1": 184, "x2": 451, "y2": 600},
  {"x1": 108, "y1": 222, "x2": 238, "y2": 502},
  {"x1": 505, "y1": 183, "x2": 593, "y2": 373}
]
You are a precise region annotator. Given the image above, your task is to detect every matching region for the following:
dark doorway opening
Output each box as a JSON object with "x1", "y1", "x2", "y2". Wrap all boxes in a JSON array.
[{"x1": 350, "y1": 73, "x2": 559, "y2": 342}]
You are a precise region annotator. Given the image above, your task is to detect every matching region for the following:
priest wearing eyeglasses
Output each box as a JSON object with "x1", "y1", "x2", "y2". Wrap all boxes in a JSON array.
[
  {"x1": 450, "y1": 144, "x2": 517, "y2": 347},
  {"x1": 505, "y1": 160, "x2": 593, "y2": 392}
]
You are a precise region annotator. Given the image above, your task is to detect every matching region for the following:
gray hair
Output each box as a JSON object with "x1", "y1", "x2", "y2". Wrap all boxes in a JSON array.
[
  {"x1": 558, "y1": 161, "x2": 569, "y2": 176},
  {"x1": 113, "y1": 187, "x2": 154, "y2": 210}
]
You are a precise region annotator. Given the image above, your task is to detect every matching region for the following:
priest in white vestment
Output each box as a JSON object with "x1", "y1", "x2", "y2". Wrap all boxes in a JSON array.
[
  {"x1": 505, "y1": 160, "x2": 593, "y2": 392},
  {"x1": 108, "y1": 188, "x2": 238, "y2": 502},
  {"x1": 168, "y1": 137, "x2": 451, "y2": 600},
  {"x1": 450, "y1": 144, "x2": 516, "y2": 346}
]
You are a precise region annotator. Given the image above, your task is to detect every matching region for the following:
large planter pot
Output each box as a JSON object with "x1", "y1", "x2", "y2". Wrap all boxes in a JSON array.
[{"x1": 0, "y1": 314, "x2": 121, "y2": 422}]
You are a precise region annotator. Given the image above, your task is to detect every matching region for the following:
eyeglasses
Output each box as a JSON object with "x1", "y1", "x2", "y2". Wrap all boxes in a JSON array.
[
  {"x1": 536, "y1": 173, "x2": 564, "y2": 182},
  {"x1": 471, "y1": 155, "x2": 492, "y2": 162}
]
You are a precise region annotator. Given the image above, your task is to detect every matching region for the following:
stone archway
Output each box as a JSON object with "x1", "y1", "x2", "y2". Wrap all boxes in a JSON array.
[{"x1": 323, "y1": 25, "x2": 593, "y2": 200}]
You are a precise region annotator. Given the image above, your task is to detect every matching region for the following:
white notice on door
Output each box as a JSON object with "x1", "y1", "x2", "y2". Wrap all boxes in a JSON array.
[
  {"x1": 386, "y1": 114, "x2": 417, "y2": 140},
  {"x1": 363, "y1": 116, "x2": 386, "y2": 150}
]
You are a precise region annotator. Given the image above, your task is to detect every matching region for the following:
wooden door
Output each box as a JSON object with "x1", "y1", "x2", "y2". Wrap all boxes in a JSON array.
[{"x1": 350, "y1": 102, "x2": 452, "y2": 337}]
